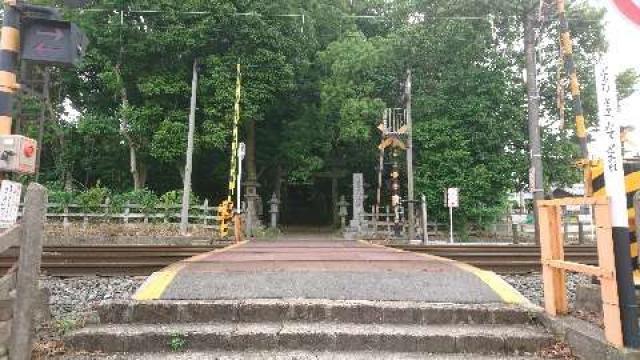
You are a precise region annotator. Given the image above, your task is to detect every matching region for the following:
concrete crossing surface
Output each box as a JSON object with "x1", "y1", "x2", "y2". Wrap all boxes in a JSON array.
[
  {"x1": 133, "y1": 240, "x2": 529, "y2": 304},
  {"x1": 63, "y1": 240, "x2": 556, "y2": 359}
]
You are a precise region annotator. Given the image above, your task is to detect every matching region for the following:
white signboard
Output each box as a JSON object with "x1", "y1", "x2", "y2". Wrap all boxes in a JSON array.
[
  {"x1": 595, "y1": 59, "x2": 627, "y2": 227},
  {"x1": 511, "y1": 214, "x2": 528, "y2": 225},
  {"x1": 0, "y1": 180, "x2": 22, "y2": 228},
  {"x1": 447, "y1": 188, "x2": 459, "y2": 208}
]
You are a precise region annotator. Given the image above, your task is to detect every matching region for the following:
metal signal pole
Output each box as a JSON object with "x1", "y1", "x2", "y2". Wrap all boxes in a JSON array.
[
  {"x1": 180, "y1": 59, "x2": 199, "y2": 235},
  {"x1": 406, "y1": 69, "x2": 415, "y2": 241}
]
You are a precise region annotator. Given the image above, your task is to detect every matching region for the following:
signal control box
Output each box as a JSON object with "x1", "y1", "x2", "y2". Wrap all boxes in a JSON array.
[{"x1": 0, "y1": 135, "x2": 38, "y2": 174}]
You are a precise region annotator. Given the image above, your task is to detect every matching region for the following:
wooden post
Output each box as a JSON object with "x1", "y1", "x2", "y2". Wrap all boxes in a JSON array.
[
  {"x1": 104, "y1": 198, "x2": 111, "y2": 223},
  {"x1": 539, "y1": 203, "x2": 568, "y2": 315},
  {"x1": 163, "y1": 203, "x2": 169, "y2": 224},
  {"x1": 82, "y1": 206, "x2": 88, "y2": 229},
  {"x1": 124, "y1": 202, "x2": 130, "y2": 225},
  {"x1": 10, "y1": 183, "x2": 47, "y2": 360},
  {"x1": 512, "y1": 224, "x2": 520, "y2": 245},
  {"x1": 594, "y1": 201, "x2": 624, "y2": 348},
  {"x1": 577, "y1": 221, "x2": 585, "y2": 245},
  {"x1": 234, "y1": 214, "x2": 243, "y2": 243},
  {"x1": 203, "y1": 199, "x2": 209, "y2": 226},
  {"x1": 63, "y1": 204, "x2": 69, "y2": 229},
  {"x1": 385, "y1": 205, "x2": 391, "y2": 234}
]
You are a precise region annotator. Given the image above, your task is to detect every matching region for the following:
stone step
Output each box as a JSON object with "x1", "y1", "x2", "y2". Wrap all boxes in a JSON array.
[
  {"x1": 96, "y1": 300, "x2": 538, "y2": 326},
  {"x1": 64, "y1": 350, "x2": 544, "y2": 359},
  {"x1": 65, "y1": 322, "x2": 553, "y2": 355}
]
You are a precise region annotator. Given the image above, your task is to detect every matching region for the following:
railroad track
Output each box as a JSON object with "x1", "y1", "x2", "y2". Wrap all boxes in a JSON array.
[{"x1": 0, "y1": 243, "x2": 598, "y2": 276}]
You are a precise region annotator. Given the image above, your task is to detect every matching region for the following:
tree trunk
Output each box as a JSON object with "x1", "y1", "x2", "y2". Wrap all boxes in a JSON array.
[
  {"x1": 121, "y1": 96, "x2": 142, "y2": 190},
  {"x1": 115, "y1": 65, "x2": 144, "y2": 191}
]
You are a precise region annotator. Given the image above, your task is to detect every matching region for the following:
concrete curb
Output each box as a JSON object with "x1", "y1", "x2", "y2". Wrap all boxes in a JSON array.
[
  {"x1": 539, "y1": 313, "x2": 640, "y2": 360},
  {"x1": 96, "y1": 300, "x2": 540, "y2": 326},
  {"x1": 66, "y1": 322, "x2": 553, "y2": 354}
]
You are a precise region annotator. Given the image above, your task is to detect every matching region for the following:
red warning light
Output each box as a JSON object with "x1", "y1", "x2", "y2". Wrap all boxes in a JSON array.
[{"x1": 23, "y1": 143, "x2": 35, "y2": 158}]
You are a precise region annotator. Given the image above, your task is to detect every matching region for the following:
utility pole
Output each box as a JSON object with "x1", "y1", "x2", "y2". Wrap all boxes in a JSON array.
[
  {"x1": 35, "y1": 69, "x2": 50, "y2": 182},
  {"x1": 405, "y1": 69, "x2": 415, "y2": 241},
  {"x1": 524, "y1": 11, "x2": 544, "y2": 245},
  {"x1": 180, "y1": 59, "x2": 199, "y2": 235}
]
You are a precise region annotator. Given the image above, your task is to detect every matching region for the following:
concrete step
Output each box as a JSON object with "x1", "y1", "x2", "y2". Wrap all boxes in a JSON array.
[
  {"x1": 96, "y1": 300, "x2": 538, "y2": 326},
  {"x1": 64, "y1": 350, "x2": 544, "y2": 359},
  {"x1": 65, "y1": 322, "x2": 553, "y2": 355}
]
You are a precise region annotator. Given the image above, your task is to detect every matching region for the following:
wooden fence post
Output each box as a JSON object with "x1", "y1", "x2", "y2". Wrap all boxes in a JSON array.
[
  {"x1": 539, "y1": 203, "x2": 568, "y2": 316},
  {"x1": 385, "y1": 205, "x2": 391, "y2": 234},
  {"x1": 9, "y1": 183, "x2": 47, "y2": 360},
  {"x1": 82, "y1": 204, "x2": 89, "y2": 229},
  {"x1": 63, "y1": 204, "x2": 69, "y2": 228},
  {"x1": 143, "y1": 205, "x2": 149, "y2": 224},
  {"x1": 123, "y1": 202, "x2": 130, "y2": 225},
  {"x1": 163, "y1": 203, "x2": 169, "y2": 224},
  {"x1": 203, "y1": 199, "x2": 209, "y2": 226},
  {"x1": 104, "y1": 198, "x2": 111, "y2": 223}
]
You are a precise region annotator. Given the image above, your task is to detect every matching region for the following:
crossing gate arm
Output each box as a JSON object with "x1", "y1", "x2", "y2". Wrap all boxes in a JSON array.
[{"x1": 538, "y1": 197, "x2": 624, "y2": 348}]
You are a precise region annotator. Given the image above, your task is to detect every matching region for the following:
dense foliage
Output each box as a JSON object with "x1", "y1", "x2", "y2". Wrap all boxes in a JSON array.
[{"x1": 14, "y1": 0, "x2": 638, "y2": 228}]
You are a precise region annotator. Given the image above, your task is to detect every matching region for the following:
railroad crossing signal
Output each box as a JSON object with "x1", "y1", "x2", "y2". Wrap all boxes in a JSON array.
[
  {"x1": 218, "y1": 199, "x2": 234, "y2": 237},
  {"x1": 21, "y1": 18, "x2": 89, "y2": 66}
]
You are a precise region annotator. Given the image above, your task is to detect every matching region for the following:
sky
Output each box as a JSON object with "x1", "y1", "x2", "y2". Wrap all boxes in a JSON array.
[{"x1": 589, "y1": 0, "x2": 640, "y2": 154}]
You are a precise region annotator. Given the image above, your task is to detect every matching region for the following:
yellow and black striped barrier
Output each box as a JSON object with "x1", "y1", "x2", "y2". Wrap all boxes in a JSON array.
[
  {"x1": 219, "y1": 64, "x2": 242, "y2": 238},
  {"x1": 557, "y1": 0, "x2": 592, "y2": 194},
  {"x1": 592, "y1": 161, "x2": 640, "y2": 278},
  {"x1": 0, "y1": 0, "x2": 20, "y2": 135}
]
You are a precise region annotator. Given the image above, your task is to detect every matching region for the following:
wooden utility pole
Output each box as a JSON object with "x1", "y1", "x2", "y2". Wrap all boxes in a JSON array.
[
  {"x1": 524, "y1": 11, "x2": 544, "y2": 244},
  {"x1": 35, "y1": 69, "x2": 50, "y2": 182},
  {"x1": 405, "y1": 69, "x2": 415, "y2": 241},
  {"x1": 180, "y1": 59, "x2": 199, "y2": 235}
]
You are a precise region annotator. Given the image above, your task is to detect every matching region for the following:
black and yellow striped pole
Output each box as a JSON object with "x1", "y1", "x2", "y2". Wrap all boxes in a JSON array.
[
  {"x1": 593, "y1": 162, "x2": 640, "y2": 274},
  {"x1": 0, "y1": 0, "x2": 20, "y2": 136},
  {"x1": 556, "y1": 0, "x2": 592, "y2": 195},
  {"x1": 218, "y1": 64, "x2": 242, "y2": 237}
]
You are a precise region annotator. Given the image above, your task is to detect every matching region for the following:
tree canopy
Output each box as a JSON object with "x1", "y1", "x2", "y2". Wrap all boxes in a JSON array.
[{"x1": 15, "y1": 0, "x2": 639, "y2": 228}]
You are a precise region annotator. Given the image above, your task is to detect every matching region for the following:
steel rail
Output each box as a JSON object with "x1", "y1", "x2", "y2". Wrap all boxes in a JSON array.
[{"x1": 0, "y1": 243, "x2": 597, "y2": 276}]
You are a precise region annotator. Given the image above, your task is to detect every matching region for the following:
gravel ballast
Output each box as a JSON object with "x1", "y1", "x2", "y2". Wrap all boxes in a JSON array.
[
  {"x1": 41, "y1": 272, "x2": 589, "y2": 320},
  {"x1": 41, "y1": 276, "x2": 144, "y2": 320},
  {"x1": 503, "y1": 272, "x2": 592, "y2": 305}
]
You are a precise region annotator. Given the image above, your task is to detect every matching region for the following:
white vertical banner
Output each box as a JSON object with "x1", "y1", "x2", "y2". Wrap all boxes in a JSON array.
[
  {"x1": 595, "y1": 58, "x2": 628, "y2": 228},
  {"x1": 0, "y1": 180, "x2": 23, "y2": 228}
]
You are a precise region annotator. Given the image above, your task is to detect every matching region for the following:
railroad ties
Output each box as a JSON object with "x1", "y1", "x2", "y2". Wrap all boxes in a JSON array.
[{"x1": 62, "y1": 240, "x2": 557, "y2": 359}]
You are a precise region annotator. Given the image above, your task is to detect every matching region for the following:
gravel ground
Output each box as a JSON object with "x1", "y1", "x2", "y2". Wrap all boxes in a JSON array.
[
  {"x1": 503, "y1": 272, "x2": 592, "y2": 306},
  {"x1": 41, "y1": 276, "x2": 145, "y2": 320},
  {"x1": 40, "y1": 272, "x2": 592, "y2": 320}
]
